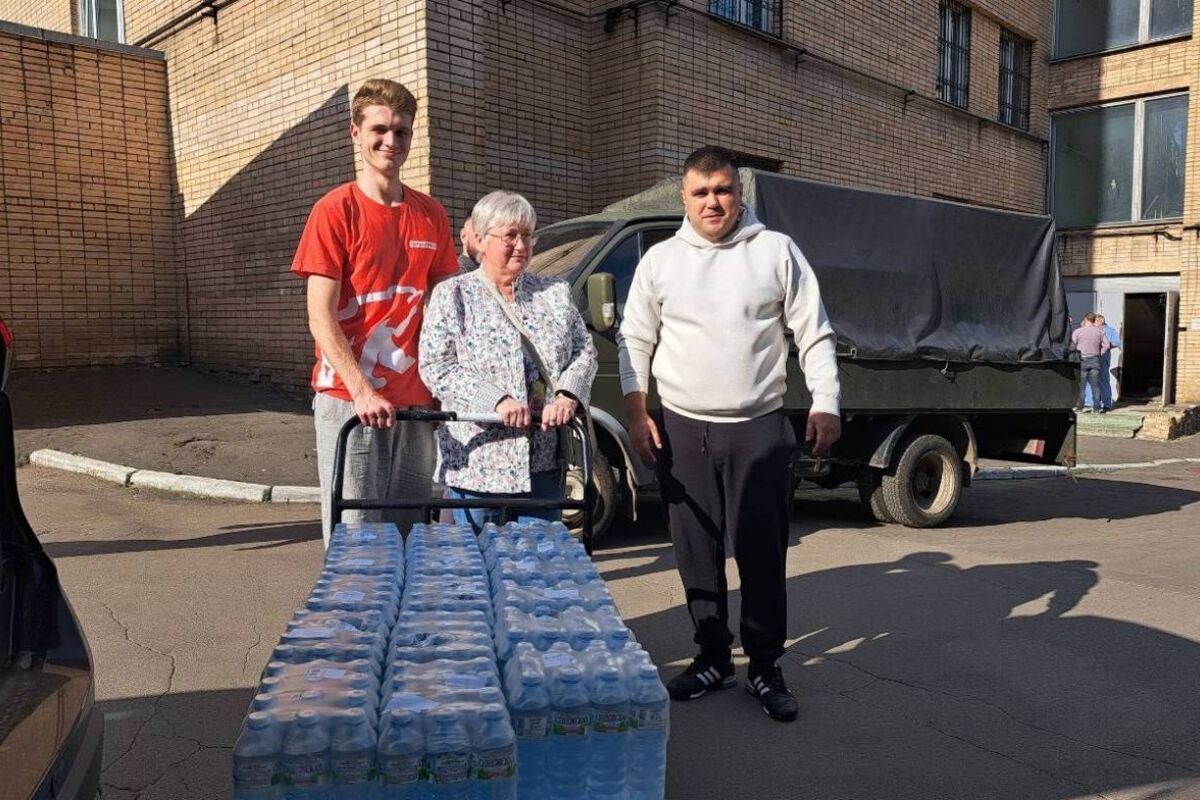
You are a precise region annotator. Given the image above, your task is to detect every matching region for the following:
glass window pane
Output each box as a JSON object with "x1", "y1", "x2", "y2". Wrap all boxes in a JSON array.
[
  {"x1": 1054, "y1": 0, "x2": 1140, "y2": 58},
  {"x1": 1141, "y1": 95, "x2": 1189, "y2": 220},
  {"x1": 1150, "y1": 0, "x2": 1193, "y2": 38},
  {"x1": 1052, "y1": 104, "x2": 1136, "y2": 227},
  {"x1": 97, "y1": 0, "x2": 122, "y2": 42}
]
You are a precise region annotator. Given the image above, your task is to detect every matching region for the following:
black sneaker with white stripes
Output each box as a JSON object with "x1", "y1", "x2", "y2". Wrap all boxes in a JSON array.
[
  {"x1": 666, "y1": 656, "x2": 736, "y2": 700},
  {"x1": 746, "y1": 663, "x2": 799, "y2": 721}
]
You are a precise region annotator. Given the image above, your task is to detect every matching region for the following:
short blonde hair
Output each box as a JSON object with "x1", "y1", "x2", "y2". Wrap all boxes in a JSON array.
[{"x1": 352, "y1": 79, "x2": 417, "y2": 125}]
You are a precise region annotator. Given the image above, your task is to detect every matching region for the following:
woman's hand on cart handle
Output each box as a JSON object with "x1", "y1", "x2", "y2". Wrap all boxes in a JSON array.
[
  {"x1": 495, "y1": 396, "x2": 532, "y2": 428},
  {"x1": 541, "y1": 394, "x2": 577, "y2": 431},
  {"x1": 353, "y1": 388, "x2": 395, "y2": 429}
]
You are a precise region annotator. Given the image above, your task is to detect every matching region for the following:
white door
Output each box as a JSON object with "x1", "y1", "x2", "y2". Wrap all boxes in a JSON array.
[{"x1": 1094, "y1": 291, "x2": 1124, "y2": 401}]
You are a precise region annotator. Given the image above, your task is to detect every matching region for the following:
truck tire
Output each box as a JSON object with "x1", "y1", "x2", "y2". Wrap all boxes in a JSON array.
[
  {"x1": 563, "y1": 448, "x2": 617, "y2": 546},
  {"x1": 880, "y1": 434, "x2": 962, "y2": 528},
  {"x1": 857, "y1": 469, "x2": 894, "y2": 523}
]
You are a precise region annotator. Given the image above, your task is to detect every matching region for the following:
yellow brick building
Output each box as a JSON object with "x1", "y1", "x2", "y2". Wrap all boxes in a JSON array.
[{"x1": 1, "y1": 0, "x2": 1195, "y2": 403}]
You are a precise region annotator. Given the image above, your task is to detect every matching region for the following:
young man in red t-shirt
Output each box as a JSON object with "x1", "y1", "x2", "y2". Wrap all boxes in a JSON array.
[{"x1": 291, "y1": 79, "x2": 458, "y2": 545}]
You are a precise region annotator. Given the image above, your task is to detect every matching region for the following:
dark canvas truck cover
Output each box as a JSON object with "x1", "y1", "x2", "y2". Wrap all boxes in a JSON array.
[{"x1": 751, "y1": 171, "x2": 1070, "y2": 364}]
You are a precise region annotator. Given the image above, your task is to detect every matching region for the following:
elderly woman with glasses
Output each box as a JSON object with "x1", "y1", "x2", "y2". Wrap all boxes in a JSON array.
[{"x1": 419, "y1": 190, "x2": 597, "y2": 530}]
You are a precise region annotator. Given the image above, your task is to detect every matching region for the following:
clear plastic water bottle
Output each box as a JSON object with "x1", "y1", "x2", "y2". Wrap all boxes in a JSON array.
[
  {"x1": 426, "y1": 708, "x2": 472, "y2": 800},
  {"x1": 280, "y1": 709, "x2": 331, "y2": 798},
  {"x1": 330, "y1": 709, "x2": 376, "y2": 799},
  {"x1": 627, "y1": 665, "x2": 670, "y2": 800},
  {"x1": 233, "y1": 711, "x2": 282, "y2": 800},
  {"x1": 473, "y1": 703, "x2": 517, "y2": 800},
  {"x1": 548, "y1": 666, "x2": 591, "y2": 800},
  {"x1": 509, "y1": 671, "x2": 550, "y2": 799},
  {"x1": 377, "y1": 708, "x2": 424, "y2": 799},
  {"x1": 589, "y1": 665, "x2": 630, "y2": 800}
]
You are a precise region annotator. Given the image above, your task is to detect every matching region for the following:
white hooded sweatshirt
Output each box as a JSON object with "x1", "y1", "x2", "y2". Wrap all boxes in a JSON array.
[{"x1": 617, "y1": 206, "x2": 840, "y2": 422}]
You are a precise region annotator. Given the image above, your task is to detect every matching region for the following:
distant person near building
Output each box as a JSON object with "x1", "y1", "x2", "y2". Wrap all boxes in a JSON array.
[
  {"x1": 1091, "y1": 314, "x2": 1121, "y2": 410},
  {"x1": 1072, "y1": 312, "x2": 1111, "y2": 414},
  {"x1": 457, "y1": 217, "x2": 481, "y2": 274},
  {"x1": 291, "y1": 78, "x2": 459, "y2": 545}
]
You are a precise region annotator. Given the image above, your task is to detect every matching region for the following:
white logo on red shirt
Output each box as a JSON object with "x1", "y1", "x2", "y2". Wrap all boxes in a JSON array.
[{"x1": 409, "y1": 240, "x2": 438, "y2": 250}]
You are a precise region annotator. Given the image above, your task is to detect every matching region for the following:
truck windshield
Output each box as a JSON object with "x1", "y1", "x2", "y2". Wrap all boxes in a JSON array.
[{"x1": 528, "y1": 221, "x2": 614, "y2": 280}]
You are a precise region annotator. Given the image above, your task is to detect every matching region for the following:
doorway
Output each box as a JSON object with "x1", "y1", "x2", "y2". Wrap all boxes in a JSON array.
[{"x1": 1121, "y1": 293, "x2": 1167, "y2": 400}]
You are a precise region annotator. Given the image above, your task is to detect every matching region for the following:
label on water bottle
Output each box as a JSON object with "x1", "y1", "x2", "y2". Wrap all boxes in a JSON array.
[
  {"x1": 536, "y1": 541, "x2": 556, "y2": 554},
  {"x1": 444, "y1": 673, "x2": 487, "y2": 689},
  {"x1": 543, "y1": 588, "x2": 580, "y2": 600},
  {"x1": 514, "y1": 714, "x2": 548, "y2": 739},
  {"x1": 233, "y1": 757, "x2": 274, "y2": 789},
  {"x1": 288, "y1": 627, "x2": 335, "y2": 639},
  {"x1": 634, "y1": 708, "x2": 666, "y2": 731},
  {"x1": 428, "y1": 752, "x2": 470, "y2": 784},
  {"x1": 304, "y1": 667, "x2": 347, "y2": 681},
  {"x1": 344, "y1": 558, "x2": 375, "y2": 567},
  {"x1": 386, "y1": 693, "x2": 439, "y2": 712},
  {"x1": 380, "y1": 754, "x2": 421, "y2": 785},
  {"x1": 552, "y1": 710, "x2": 590, "y2": 736},
  {"x1": 350, "y1": 531, "x2": 377, "y2": 541},
  {"x1": 281, "y1": 754, "x2": 326, "y2": 786},
  {"x1": 542, "y1": 652, "x2": 574, "y2": 668},
  {"x1": 593, "y1": 710, "x2": 630, "y2": 733},
  {"x1": 518, "y1": 557, "x2": 541, "y2": 570},
  {"x1": 332, "y1": 590, "x2": 365, "y2": 602},
  {"x1": 475, "y1": 748, "x2": 516, "y2": 780},
  {"x1": 332, "y1": 751, "x2": 372, "y2": 784}
]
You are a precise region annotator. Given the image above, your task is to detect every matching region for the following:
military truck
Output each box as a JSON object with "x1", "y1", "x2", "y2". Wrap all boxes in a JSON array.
[{"x1": 530, "y1": 170, "x2": 1077, "y2": 542}]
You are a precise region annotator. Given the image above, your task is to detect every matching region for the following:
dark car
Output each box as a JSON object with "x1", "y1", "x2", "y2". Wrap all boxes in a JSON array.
[{"x1": 0, "y1": 317, "x2": 104, "y2": 799}]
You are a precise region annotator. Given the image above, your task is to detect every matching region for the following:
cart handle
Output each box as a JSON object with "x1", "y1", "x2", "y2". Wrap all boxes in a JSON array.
[{"x1": 330, "y1": 408, "x2": 596, "y2": 553}]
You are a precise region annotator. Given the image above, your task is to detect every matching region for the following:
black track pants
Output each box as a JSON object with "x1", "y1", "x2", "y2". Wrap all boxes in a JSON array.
[{"x1": 658, "y1": 407, "x2": 795, "y2": 665}]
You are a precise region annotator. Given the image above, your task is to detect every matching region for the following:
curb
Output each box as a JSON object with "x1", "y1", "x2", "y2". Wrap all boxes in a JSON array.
[{"x1": 26, "y1": 449, "x2": 1200, "y2": 504}]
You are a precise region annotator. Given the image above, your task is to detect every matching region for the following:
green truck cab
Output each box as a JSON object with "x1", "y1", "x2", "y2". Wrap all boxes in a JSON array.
[{"x1": 529, "y1": 171, "x2": 1078, "y2": 543}]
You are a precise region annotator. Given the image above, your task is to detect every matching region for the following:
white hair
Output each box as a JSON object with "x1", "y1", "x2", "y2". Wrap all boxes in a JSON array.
[{"x1": 470, "y1": 190, "x2": 537, "y2": 238}]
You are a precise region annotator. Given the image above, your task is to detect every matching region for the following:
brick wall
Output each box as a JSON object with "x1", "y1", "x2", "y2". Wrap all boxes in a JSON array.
[
  {"x1": 0, "y1": 26, "x2": 179, "y2": 368},
  {"x1": 122, "y1": 0, "x2": 433, "y2": 388},
  {"x1": 0, "y1": 1, "x2": 74, "y2": 34},
  {"x1": 1048, "y1": 35, "x2": 1200, "y2": 403}
]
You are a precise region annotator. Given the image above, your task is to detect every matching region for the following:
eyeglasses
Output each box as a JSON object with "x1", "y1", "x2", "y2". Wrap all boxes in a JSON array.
[{"x1": 486, "y1": 229, "x2": 538, "y2": 248}]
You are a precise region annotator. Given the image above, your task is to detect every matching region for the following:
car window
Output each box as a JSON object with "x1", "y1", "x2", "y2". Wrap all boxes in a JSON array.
[
  {"x1": 640, "y1": 227, "x2": 674, "y2": 254},
  {"x1": 600, "y1": 234, "x2": 641, "y2": 315},
  {"x1": 527, "y1": 221, "x2": 614, "y2": 281}
]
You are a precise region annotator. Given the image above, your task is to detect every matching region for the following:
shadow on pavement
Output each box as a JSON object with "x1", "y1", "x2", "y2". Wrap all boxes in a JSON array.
[
  {"x1": 42, "y1": 520, "x2": 321, "y2": 559},
  {"x1": 791, "y1": 474, "x2": 1200, "y2": 527},
  {"x1": 626, "y1": 550, "x2": 1200, "y2": 799}
]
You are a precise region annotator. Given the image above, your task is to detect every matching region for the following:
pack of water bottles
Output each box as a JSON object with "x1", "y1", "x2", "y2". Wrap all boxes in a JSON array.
[
  {"x1": 233, "y1": 518, "x2": 669, "y2": 799},
  {"x1": 233, "y1": 522, "x2": 399, "y2": 798}
]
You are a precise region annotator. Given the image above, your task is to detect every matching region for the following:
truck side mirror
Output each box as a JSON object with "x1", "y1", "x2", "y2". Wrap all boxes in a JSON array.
[{"x1": 587, "y1": 273, "x2": 617, "y2": 332}]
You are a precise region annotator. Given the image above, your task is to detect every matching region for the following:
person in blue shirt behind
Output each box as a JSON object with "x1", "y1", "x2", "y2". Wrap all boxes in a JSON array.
[{"x1": 1083, "y1": 314, "x2": 1121, "y2": 410}]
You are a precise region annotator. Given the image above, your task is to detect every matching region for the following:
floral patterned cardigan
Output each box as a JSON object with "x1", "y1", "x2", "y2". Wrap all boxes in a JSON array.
[{"x1": 418, "y1": 270, "x2": 598, "y2": 494}]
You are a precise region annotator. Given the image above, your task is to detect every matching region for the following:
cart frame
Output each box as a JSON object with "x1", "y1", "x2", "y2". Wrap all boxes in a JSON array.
[{"x1": 330, "y1": 409, "x2": 597, "y2": 553}]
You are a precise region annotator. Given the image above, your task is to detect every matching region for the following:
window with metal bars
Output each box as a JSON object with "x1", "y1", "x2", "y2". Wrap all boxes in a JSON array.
[
  {"x1": 998, "y1": 29, "x2": 1032, "y2": 130},
  {"x1": 937, "y1": 0, "x2": 972, "y2": 109},
  {"x1": 708, "y1": 0, "x2": 781, "y2": 35}
]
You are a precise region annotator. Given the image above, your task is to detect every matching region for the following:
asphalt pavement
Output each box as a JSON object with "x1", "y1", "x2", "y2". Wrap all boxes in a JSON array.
[{"x1": 17, "y1": 458, "x2": 1200, "y2": 799}]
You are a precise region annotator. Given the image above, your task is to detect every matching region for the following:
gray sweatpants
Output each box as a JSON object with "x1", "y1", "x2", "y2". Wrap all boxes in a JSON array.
[{"x1": 314, "y1": 393, "x2": 436, "y2": 547}]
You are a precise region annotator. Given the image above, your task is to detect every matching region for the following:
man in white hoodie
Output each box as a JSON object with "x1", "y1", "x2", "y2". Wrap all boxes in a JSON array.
[{"x1": 618, "y1": 146, "x2": 841, "y2": 722}]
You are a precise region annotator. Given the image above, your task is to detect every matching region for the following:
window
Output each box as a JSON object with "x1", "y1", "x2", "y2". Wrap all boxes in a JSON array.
[
  {"x1": 1051, "y1": 94, "x2": 1188, "y2": 228},
  {"x1": 78, "y1": 0, "x2": 124, "y2": 42},
  {"x1": 999, "y1": 29, "x2": 1032, "y2": 130},
  {"x1": 938, "y1": 1, "x2": 972, "y2": 109},
  {"x1": 1053, "y1": 0, "x2": 1192, "y2": 58},
  {"x1": 709, "y1": 0, "x2": 779, "y2": 35}
]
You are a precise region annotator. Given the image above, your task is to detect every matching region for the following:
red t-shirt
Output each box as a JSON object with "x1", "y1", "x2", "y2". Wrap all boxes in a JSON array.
[{"x1": 291, "y1": 182, "x2": 458, "y2": 406}]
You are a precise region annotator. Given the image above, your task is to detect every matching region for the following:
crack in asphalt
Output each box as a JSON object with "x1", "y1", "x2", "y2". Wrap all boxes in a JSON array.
[
  {"x1": 785, "y1": 646, "x2": 1197, "y2": 796},
  {"x1": 98, "y1": 601, "x2": 182, "y2": 795},
  {"x1": 241, "y1": 620, "x2": 264, "y2": 677}
]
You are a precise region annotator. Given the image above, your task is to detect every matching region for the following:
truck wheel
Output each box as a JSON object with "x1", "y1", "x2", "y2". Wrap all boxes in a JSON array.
[
  {"x1": 563, "y1": 449, "x2": 617, "y2": 546},
  {"x1": 880, "y1": 434, "x2": 962, "y2": 528},
  {"x1": 857, "y1": 470, "x2": 894, "y2": 523}
]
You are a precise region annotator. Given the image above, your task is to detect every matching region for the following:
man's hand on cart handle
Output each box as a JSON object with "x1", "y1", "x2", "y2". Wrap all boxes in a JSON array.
[
  {"x1": 496, "y1": 396, "x2": 532, "y2": 428},
  {"x1": 352, "y1": 388, "x2": 395, "y2": 429}
]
